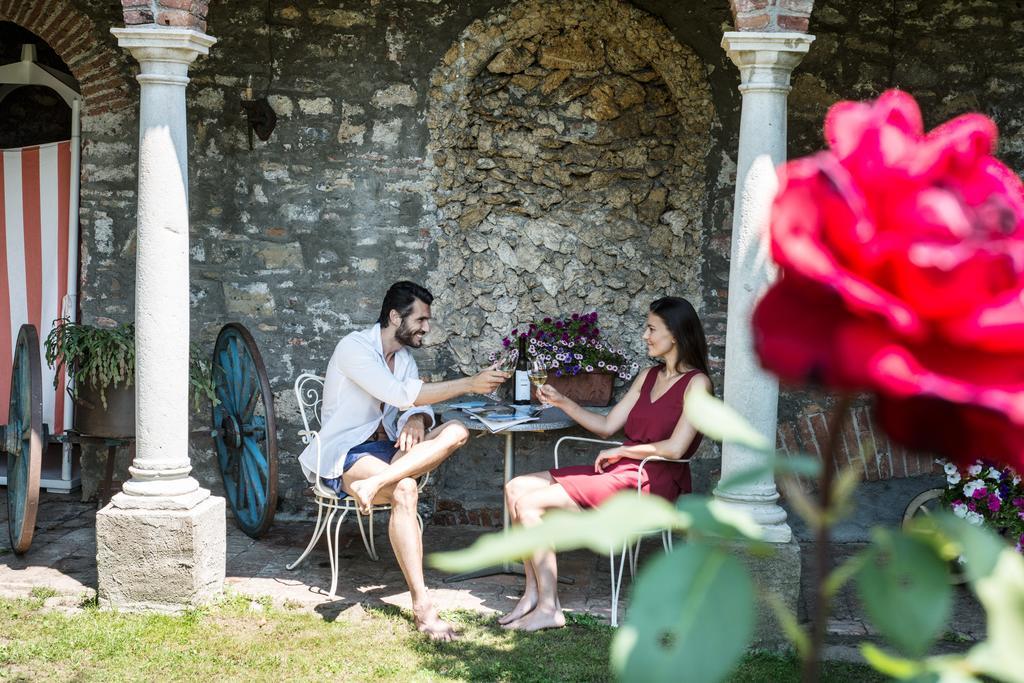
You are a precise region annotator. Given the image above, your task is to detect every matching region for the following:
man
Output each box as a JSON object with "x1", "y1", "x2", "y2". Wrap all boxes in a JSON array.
[{"x1": 298, "y1": 280, "x2": 506, "y2": 641}]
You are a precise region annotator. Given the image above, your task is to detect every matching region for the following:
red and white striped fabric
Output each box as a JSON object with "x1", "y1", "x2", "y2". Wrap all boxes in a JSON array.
[{"x1": 0, "y1": 140, "x2": 75, "y2": 431}]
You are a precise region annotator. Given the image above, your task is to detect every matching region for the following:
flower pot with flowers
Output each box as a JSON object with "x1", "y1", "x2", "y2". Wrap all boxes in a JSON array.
[
  {"x1": 942, "y1": 460, "x2": 1024, "y2": 554},
  {"x1": 492, "y1": 312, "x2": 638, "y2": 406}
]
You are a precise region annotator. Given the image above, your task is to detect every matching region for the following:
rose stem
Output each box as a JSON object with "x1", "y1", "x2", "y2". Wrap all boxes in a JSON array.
[{"x1": 802, "y1": 394, "x2": 853, "y2": 683}]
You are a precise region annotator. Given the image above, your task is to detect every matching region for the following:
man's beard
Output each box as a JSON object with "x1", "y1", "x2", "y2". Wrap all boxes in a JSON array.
[{"x1": 395, "y1": 317, "x2": 423, "y2": 347}]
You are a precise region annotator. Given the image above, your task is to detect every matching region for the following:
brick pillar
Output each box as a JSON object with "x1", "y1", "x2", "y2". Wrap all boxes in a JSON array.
[
  {"x1": 730, "y1": 0, "x2": 814, "y2": 32},
  {"x1": 121, "y1": 1, "x2": 211, "y2": 32}
]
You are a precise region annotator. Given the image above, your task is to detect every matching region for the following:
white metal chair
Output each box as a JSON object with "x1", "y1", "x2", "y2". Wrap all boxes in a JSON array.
[
  {"x1": 553, "y1": 436, "x2": 690, "y2": 627},
  {"x1": 286, "y1": 373, "x2": 428, "y2": 598}
]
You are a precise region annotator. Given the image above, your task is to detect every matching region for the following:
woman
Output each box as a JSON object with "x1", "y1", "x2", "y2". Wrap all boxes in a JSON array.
[{"x1": 501, "y1": 296, "x2": 712, "y2": 631}]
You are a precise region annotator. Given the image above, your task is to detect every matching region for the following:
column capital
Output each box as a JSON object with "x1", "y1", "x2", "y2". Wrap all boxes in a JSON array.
[
  {"x1": 722, "y1": 31, "x2": 815, "y2": 94},
  {"x1": 111, "y1": 26, "x2": 216, "y2": 70}
]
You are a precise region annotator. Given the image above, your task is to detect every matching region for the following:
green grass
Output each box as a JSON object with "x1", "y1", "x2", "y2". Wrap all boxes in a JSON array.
[{"x1": 0, "y1": 595, "x2": 884, "y2": 682}]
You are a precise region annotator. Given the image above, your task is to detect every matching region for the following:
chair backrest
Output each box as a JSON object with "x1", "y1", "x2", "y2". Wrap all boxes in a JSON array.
[{"x1": 294, "y1": 373, "x2": 325, "y2": 443}]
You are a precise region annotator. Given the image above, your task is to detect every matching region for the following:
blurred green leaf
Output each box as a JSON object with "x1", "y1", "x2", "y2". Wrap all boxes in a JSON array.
[
  {"x1": 430, "y1": 493, "x2": 760, "y2": 573},
  {"x1": 860, "y1": 643, "x2": 924, "y2": 679},
  {"x1": 611, "y1": 542, "x2": 753, "y2": 683},
  {"x1": 964, "y1": 543, "x2": 1024, "y2": 683},
  {"x1": 684, "y1": 389, "x2": 771, "y2": 452},
  {"x1": 718, "y1": 455, "x2": 822, "y2": 492},
  {"x1": 430, "y1": 493, "x2": 680, "y2": 572},
  {"x1": 823, "y1": 550, "x2": 868, "y2": 598},
  {"x1": 675, "y1": 495, "x2": 763, "y2": 541},
  {"x1": 857, "y1": 529, "x2": 952, "y2": 657},
  {"x1": 763, "y1": 592, "x2": 808, "y2": 660}
]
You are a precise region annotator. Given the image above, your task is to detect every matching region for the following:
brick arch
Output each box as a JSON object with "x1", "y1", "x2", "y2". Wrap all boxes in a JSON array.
[
  {"x1": 0, "y1": 0, "x2": 134, "y2": 116},
  {"x1": 729, "y1": 0, "x2": 815, "y2": 32}
]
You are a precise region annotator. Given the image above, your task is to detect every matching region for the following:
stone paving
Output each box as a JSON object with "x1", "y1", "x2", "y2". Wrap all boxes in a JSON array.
[
  {"x1": 0, "y1": 491, "x2": 620, "y2": 623},
  {"x1": 0, "y1": 489, "x2": 987, "y2": 657}
]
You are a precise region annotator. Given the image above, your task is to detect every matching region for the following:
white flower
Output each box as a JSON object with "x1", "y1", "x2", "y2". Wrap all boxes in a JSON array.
[
  {"x1": 967, "y1": 463, "x2": 983, "y2": 476},
  {"x1": 619, "y1": 372, "x2": 628, "y2": 379},
  {"x1": 1014, "y1": 475, "x2": 1022, "y2": 485},
  {"x1": 574, "y1": 353, "x2": 583, "y2": 360},
  {"x1": 963, "y1": 480, "x2": 986, "y2": 497},
  {"x1": 597, "y1": 361, "x2": 605, "y2": 368},
  {"x1": 551, "y1": 360, "x2": 559, "y2": 368},
  {"x1": 608, "y1": 365, "x2": 618, "y2": 372},
  {"x1": 965, "y1": 511, "x2": 985, "y2": 526},
  {"x1": 946, "y1": 471, "x2": 961, "y2": 486},
  {"x1": 585, "y1": 365, "x2": 594, "y2": 372},
  {"x1": 943, "y1": 462, "x2": 958, "y2": 476},
  {"x1": 987, "y1": 467, "x2": 1002, "y2": 480},
  {"x1": 952, "y1": 501, "x2": 968, "y2": 519}
]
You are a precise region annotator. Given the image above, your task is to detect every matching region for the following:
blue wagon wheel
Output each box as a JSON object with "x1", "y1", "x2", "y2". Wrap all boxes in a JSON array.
[
  {"x1": 4, "y1": 325, "x2": 43, "y2": 555},
  {"x1": 211, "y1": 323, "x2": 278, "y2": 538}
]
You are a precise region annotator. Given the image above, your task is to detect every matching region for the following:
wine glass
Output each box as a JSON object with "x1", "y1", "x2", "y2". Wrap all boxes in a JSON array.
[
  {"x1": 528, "y1": 358, "x2": 548, "y2": 405},
  {"x1": 483, "y1": 348, "x2": 517, "y2": 402}
]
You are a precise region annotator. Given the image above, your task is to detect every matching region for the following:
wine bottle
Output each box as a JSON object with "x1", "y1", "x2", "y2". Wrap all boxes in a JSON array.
[{"x1": 513, "y1": 335, "x2": 531, "y2": 405}]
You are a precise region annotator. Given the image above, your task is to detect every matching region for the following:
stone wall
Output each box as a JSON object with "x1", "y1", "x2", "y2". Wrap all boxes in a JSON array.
[{"x1": 6, "y1": 0, "x2": 1024, "y2": 518}]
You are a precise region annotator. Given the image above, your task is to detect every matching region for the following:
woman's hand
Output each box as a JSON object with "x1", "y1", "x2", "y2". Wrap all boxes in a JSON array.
[
  {"x1": 594, "y1": 448, "x2": 624, "y2": 473},
  {"x1": 537, "y1": 383, "x2": 568, "y2": 408}
]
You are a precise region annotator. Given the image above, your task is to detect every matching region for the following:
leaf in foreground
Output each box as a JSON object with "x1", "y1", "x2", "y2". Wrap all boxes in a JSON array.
[
  {"x1": 611, "y1": 542, "x2": 754, "y2": 683},
  {"x1": 683, "y1": 389, "x2": 772, "y2": 453},
  {"x1": 856, "y1": 528, "x2": 951, "y2": 657},
  {"x1": 430, "y1": 493, "x2": 760, "y2": 573},
  {"x1": 430, "y1": 493, "x2": 681, "y2": 572}
]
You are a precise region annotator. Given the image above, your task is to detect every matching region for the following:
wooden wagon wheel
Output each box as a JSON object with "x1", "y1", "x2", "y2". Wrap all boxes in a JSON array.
[
  {"x1": 4, "y1": 324, "x2": 43, "y2": 554},
  {"x1": 902, "y1": 487, "x2": 967, "y2": 585},
  {"x1": 211, "y1": 323, "x2": 278, "y2": 538}
]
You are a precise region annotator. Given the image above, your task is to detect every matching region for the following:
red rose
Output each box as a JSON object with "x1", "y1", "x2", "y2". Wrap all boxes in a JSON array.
[{"x1": 752, "y1": 90, "x2": 1024, "y2": 469}]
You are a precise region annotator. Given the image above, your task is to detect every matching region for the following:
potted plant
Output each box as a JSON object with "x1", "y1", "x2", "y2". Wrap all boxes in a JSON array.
[
  {"x1": 493, "y1": 312, "x2": 637, "y2": 406},
  {"x1": 44, "y1": 317, "x2": 216, "y2": 437}
]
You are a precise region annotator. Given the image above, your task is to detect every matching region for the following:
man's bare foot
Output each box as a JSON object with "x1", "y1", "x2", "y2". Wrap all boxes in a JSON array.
[
  {"x1": 414, "y1": 605, "x2": 459, "y2": 642},
  {"x1": 349, "y1": 478, "x2": 380, "y2": 514},
  {"x1": 498, "y1": 593, "x2": 537, "y2": 625},
  {"x1": 501, "y1": 605, "x2": 565, "y2": 632}
]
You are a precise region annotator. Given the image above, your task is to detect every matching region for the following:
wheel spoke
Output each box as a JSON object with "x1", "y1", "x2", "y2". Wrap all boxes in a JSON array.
[{"x1": 243, "y1": 436, "x2": 269, "y2": 482}]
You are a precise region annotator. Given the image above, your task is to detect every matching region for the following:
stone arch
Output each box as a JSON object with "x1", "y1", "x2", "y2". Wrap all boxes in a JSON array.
[
  {"x1": 426, "y1": 0, "x2": 716, "y2": 372},
  {"x1": 0, "y1": 0, "x2": 134, "y2": 118}
]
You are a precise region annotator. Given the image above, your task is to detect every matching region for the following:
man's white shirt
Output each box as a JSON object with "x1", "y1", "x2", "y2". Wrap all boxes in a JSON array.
[{"x1": 298, "y1": 323, "x2": 435, "y2": 481}]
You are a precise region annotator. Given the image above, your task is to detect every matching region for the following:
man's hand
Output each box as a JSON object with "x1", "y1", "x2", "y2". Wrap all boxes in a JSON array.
[
  {"x1": 397, "y1": 415, "x2": 427, "y2": 452},
  {"x1": 594, "y1": 448, "x2": 624, "y2": 473},
  {"x1": 469, "y1": 368, "x2": 509, "y2": 395}
]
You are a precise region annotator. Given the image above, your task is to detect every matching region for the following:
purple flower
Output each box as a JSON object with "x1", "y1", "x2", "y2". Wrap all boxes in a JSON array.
[
  {"x1": 572, "y1": 313, "x2": 580, "y2": 320},
  {"x1": 555, "y1": 369, "x2": 563, "y2": 377},
  {"x1": 968, "y1": 501, "x2": 977, "y2": 511},
  {"x1": 502, "y1": 338, "x2": 511, "y2": 348},
  {"x1": 512, "y1": 329, "x2": 518, "y2": 336},
  {"x1": 988, "y1": 495, "x2": 1002, "y2": 512},
  {"x1": 555, "y1": 321, "x2": 564, "y2": 329},
  {"x1": 543, "y1": 317, "x2": 552, "y2": 324},
  {"x1": 973, "y1": 488, "x2": 988, "y2": 499}
]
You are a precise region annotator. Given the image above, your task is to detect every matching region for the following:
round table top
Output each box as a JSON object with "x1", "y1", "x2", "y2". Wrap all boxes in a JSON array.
[{"x1": 440, "y1": 405, "x2": 578, "y2": 433}]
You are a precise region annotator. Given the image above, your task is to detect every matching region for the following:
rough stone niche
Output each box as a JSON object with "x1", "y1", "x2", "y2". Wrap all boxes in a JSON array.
[{"x1": 426, "y1": 0, "x2": 716, "y2": 373}]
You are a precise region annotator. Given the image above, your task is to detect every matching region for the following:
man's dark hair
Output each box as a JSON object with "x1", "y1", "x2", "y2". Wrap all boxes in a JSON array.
[{"x1": 377, "y1": 281, "x2": 433, "y2": 328}]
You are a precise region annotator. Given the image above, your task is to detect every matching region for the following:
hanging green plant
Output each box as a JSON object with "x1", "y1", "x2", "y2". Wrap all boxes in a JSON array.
[{"x1": 44, "y1": 317, "x2": 217, "y2": 411}]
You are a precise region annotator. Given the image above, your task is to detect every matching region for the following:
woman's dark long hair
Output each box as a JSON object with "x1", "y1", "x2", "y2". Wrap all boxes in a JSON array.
[{"x1": 649, "y1": 297, "x2": 712, "y2": 390}]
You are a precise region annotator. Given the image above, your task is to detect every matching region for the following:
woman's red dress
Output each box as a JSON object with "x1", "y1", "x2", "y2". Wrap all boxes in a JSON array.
[{"x1": 550, "y1": 368, "x2": 704, "y2": 508}]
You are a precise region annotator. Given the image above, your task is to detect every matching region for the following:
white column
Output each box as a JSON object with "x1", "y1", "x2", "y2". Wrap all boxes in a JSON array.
[
  {"x1": 110, "y1": 27, "x2": 216, "y2": 510},
  {"x1": 714, "y1": 32, "x2": 814, "y2": 543}
]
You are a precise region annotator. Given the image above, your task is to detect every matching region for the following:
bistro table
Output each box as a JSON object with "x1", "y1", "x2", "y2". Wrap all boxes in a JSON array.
[{"x1": 439, "y1": 404, "x2": 583, "y2": 583}]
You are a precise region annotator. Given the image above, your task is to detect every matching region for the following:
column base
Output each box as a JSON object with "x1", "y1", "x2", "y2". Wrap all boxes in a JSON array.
[
  {"x1": 113, "y1": 476, "x2": 209, "y2": 510},
  {"x1": 726, "y1": 537, "x2": 802, "y2": 651},
  {"x1": 96, "y1": 495, "x2": 225, "y2": 611},
  {"x1": 714, "y1": 487, "x2": 793, "y2": 543}
]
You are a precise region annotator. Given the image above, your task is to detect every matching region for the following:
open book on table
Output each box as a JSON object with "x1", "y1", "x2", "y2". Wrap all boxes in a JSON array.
[{"x1": 457, "y1": 404, "x2": 543, "y2": 433}]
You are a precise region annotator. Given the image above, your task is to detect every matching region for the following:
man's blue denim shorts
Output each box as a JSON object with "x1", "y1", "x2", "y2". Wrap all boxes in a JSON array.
[{"x1": 320, "y1": 439, "x2": 397, "y2": 499}]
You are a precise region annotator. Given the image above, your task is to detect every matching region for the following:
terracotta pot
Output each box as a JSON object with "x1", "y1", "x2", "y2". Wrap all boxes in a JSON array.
[
  {"x1": 532, "y1": 371, "x2": 614, "y2": 407},
  {"x1": 74, "y1": 379, "x2": 135, "y2": 438}
]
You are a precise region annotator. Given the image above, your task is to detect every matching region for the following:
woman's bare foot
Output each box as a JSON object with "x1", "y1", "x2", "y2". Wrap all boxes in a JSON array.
[
  {"x1": 498, "y1": 593, "x2": 537, "y2": 625},
  {"x1": 414, "y1": 604, "x2": 459, "y2": 642},
  {"x1": 502, "y1": 605, "x2": 565, "y2": 632},
  {"x1": 349, "y1": 478, "x2": 381, "y2": 514}
]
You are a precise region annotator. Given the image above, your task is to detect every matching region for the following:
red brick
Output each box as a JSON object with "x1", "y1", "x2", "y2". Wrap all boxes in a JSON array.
[
  {"x1": 735, "y1": 13, "x2": 771, "y2": 30},
  {"x1": 777, "y1": 14, "x2": 811, "y2": 32},
  {"x1": 23, "y1": 0, "x2": 50, "y2": 29},
  {"x1": 155, "y1": 10, "x2": 206, "y2": 31},
  {"x1": 731, "y1": 0, "x2": 771, "y2": 12},
  {"x1": 159, "y1": 0, "x2": 196, "y2": 10},
  {"x1": 777, "y1": 0, "x2": 814, "y2": 12},
  {"x1": 122, "y1": 9, "x2": 155, "y2": 25}
]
